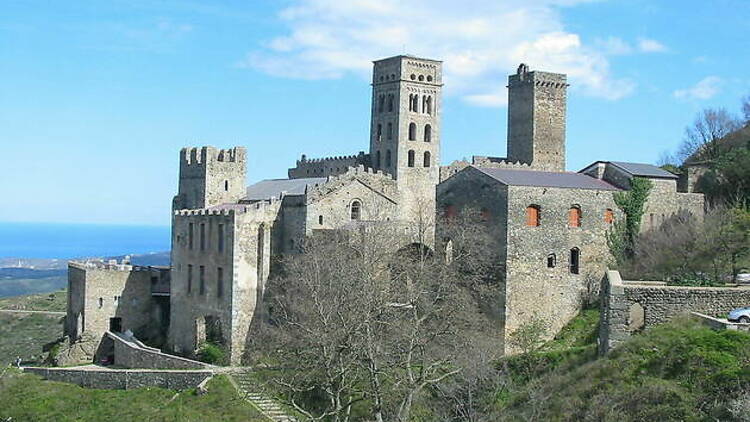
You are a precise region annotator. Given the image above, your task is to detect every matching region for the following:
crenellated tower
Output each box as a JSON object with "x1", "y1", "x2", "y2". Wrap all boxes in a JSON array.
[
  {"x1": 507, "y1": 64, "x2": 568, "y2": 172},
  {"x1": 174, "y1": 146, "x2": 247, "y2": 211}
]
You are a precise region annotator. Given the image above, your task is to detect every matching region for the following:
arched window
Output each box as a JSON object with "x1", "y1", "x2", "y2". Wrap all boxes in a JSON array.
[
  {"x1": 318, "y1": 215, "x2": 323, "y2": 225},
  {"x1": 350, "y1": 200, "x2": 362, "y2": 221},
  {"x1": 98, "y1": 297, "x2": 103, "y2": 308},
  {"x1": 570, "y1": 248, "x2": 580, "y2": 274},
  {"x1": 604, "y1": 208, "x2": 614, "y2": 224},
  {"x1": 376, "y1": 150, "x2": 381, "y2": 168},
  {"x1": 568, "y1": 206, "x2": 581, "y2": 228},
  {"x1": 412, "y1": 94, "x2": 419, "y2": 112},
  {"x1": 376, "y1": 123, "x2": 382, "y2": 142},
  {"x1": 378, "y1": 95, "x2": 384, "y2": 113},
  {"x1": 407, "y1": 150, "x2": 415, "y2": 167},
  {"x1": 385, "y1": 150, "x2": 392, "y2": 167},
  {"x1": 426, "y1": 96, "x2": 432, "y2": 115},
  {"x1": 525, "y1": 205, "x2": 540, "y2": 227},
  {"x1": 418, "y1": 74, "x2": 424, "y2": 81},
  {"x1": 422, "y1": 96, "x2": 427, "y2": 113},
  {"x1": 387, "y1": 94, "x2": 394, "y2": 112},
  {"x1": 424, "y1": 124, "x2": 432, "y2": 142},
  {"x1": 387, "y1": 122, "x2": 393, "y2": 140},
  {"x1": 547, "y1": 253, "x2": 556, "y2": 268},
  {"x1": 408, "y1": 94, "x2": 413, "y2": 111},
  {"x1": 224, "y1": 180, "x2": 229, "y2": 191},
  {"x1": 423, "y1": 151, "x2": 431, "y2": 167},
  {"x1": 408, "y1": 123, "x2": 416, "y2": 140}
]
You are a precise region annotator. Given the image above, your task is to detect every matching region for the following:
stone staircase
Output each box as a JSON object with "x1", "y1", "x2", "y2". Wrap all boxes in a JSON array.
[{"x1": 230, "y1": 369, "x2": 298, "y2": 422}]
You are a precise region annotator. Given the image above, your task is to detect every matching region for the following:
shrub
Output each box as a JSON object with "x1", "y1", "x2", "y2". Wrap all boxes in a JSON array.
[{"x1": 197, "y1": 343, "x2": 225, "y2": 365}]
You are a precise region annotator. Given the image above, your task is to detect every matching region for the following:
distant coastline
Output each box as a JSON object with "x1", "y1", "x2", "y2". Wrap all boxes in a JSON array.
[{"x1": 0, "y1": 222, "x2": 170, "y2": 260}]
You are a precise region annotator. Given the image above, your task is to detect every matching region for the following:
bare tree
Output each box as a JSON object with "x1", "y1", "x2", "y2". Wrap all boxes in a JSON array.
[
  {"x1": 742, "y1": 94, "x2": 750, "y2": 125},
  {"x1": 678, "y1": 108, "x2": 741, "y2": 163},
  {"x1": 257, "y1": 206, "x2": 504, "y2": 421}
]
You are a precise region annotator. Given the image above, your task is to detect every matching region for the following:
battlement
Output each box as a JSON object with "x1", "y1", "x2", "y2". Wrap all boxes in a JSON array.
[
  {"x1": 174, "y1": 197, "x2": 280, "y2": 217},
  {"x1": 507, "y1": 64, "x2": 568, "y2": 89},
  {"x1": 180, "y1": 146, "x2": 246, "y2": 166},
  {"x1": 68, "y1": 259, "x2": 153, "y2": 273},
  {"x1": 297, "y1": 151, "x2": 366, "y2": 165}
]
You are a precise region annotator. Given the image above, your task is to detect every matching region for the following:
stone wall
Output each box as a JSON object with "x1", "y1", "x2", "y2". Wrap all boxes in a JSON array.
[
  {"x1": 23, "y1": 367, "x2": 213, "y2": 391},
  {"x1": 66, "y1": 261, "x2": 163, "y2": 343},
  {"x1": 288, "y1": 152, "x2": 369, "y2": 179},
  {"x1": 110, "y1": 332, "x2": 209, "y2": 370},
  {"x1": 598, "y1": 270, "x2": 750, "y2": 354}
]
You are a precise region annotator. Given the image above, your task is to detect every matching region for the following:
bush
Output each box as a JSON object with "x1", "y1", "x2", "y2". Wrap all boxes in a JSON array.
[{"x1": 197, "y1": 343, "x2": 225, "y2": 365}]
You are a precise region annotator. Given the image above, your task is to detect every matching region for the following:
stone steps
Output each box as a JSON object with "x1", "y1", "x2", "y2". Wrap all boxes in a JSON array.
[{"x1": 230, "y1": 370, "x2": 297, "y2": 422}]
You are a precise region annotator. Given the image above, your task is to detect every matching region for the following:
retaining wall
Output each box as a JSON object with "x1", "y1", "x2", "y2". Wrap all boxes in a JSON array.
[
  {"x1": 598, "y1": 270, "x2": 750, "y2": 354},
  {"x1": 23, "y1": 366, "x2": 213, "y2": 390},
  {"x1": 109, "y1": 332, "x2": 209, "y2": 370}
]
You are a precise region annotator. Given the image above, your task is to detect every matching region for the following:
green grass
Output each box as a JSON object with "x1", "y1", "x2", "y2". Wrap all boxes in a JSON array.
[
  {"x1": 0, "y1": 313, "x2": 62, "y2": 365},
  {"x1": 0, "y1": 289, "x2": 67, "y2": 312},
  {"x1": 0, "y1": 370, "x2": 268, "y2": 422},
  {"x1": 494, "y1": 316, "x2": 750, "y2": 421},
  {"x1": 0, "y1": 276, "x2": 67, "y2": 298}
]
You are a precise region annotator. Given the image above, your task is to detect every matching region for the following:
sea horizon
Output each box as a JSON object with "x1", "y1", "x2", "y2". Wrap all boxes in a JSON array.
[{"x1": 0, "y1": 221, "x2": 171, "y2": 260}]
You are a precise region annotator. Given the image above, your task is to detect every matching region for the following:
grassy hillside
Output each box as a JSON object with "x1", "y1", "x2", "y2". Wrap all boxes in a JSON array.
[
  {"x1": 0, "y1": 370, "x2": 267, "y2": 422},
  {"x1": 0, "y1": 275, "x2": 66, "y2": 298},
  {"x1": 0, "y1": 290, "x2": 66, "y2": 364},
  {"x1": 494, "y1": 314, "x2": 750, "y2": 421}
]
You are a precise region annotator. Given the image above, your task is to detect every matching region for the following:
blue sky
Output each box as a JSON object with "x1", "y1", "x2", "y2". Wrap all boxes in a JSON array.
[{"x1": 1, "y1": 0, "x2": 748, "y2": 226}]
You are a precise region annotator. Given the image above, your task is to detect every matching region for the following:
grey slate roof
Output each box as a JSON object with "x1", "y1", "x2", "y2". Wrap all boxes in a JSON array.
[
  {"x1": 245, "y1": 178, "x2": 327, "y2": 201},
  {"x1": 474, "y1": 167, "x2": 620, "y2": 191},
  {"x1": 608, "y1": 161, "x2": 678, "y2": 179}
]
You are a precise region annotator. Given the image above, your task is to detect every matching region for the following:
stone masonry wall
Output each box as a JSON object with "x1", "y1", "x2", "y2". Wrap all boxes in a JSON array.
[
  {"x1": 23, "y1": 367, "x2": 213, "y2": 391},
  {"x1": 598, "y1": 270, "x2": 750, "y2": 354},
  {"x1": 110, "y1": 332, "x2": 209, "y2": 370},
  {"x1": 504, "y1": 184, "x2": 619, "y2": 354}
]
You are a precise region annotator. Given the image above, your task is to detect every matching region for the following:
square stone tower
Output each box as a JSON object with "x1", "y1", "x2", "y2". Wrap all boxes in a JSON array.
[
  {"x1": 369, "y1": 56, "x2": 442, "y2": 235},
  {"x1": 174, "y1": 146, "x2": 247, "y2": 211},
  {"x1": 507, "y1": 64, "x2": 568, "y2": 172}
]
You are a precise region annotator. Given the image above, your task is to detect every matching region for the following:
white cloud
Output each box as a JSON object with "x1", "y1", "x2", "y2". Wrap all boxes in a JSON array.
[
  {"x1": 240, "y1": 0, "x2": 635, "y2": 106},
  {"x1": 673, "y1": 76, "x2": 722, "y2": 101},
  {"x1": 637, "y1": 37, "x2": 667, "y2": 53},
  {"x1": 595, "y1": 36, "x2": 633, "y2": 55}
]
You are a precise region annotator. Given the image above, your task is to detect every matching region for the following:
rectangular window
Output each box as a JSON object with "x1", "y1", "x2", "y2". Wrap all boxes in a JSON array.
[
  {"x1": 200, "y1": 223, "x2": 206, "y2": 251},
  {"x1": 217, "y1": 267, "x2": 223, "y2": 298},
  {"x1": 188, "y1": 223, "x2": 194, "y2": 250},
  {"x1": 187, "y1": 265, "x2": 193, "y2": 293},
  {"x1": 218, "y1": 224, "x2": 224, "y2": 252},
  {"x1": 199, "y1": 265, "x2": 205, "y2": 295}
]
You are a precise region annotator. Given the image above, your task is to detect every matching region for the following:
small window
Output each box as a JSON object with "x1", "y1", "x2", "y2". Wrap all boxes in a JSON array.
[
  {"x1": 376, "y1": 150, "x2": 381, "y2": 167},
  {"x1": 568, "y1": 206, "x2": 581, "y2": 228},
  {"x1": 318, "y1": 215, "x2": 323, "y2": 225},
  {"x1": 217, "y1": 267, "x2": 223, "y2": 298},
  {"x1": 150, "y1": 276, "x2": 158, "y2": 286},
  {"x1": 188, "y1": 223, "x2": 194, "y2": 250},
  {"x1": 408, "y1": 150, "x2": 415, "y2": 167},
  {"x1": 224, "y1": 180, "x2": 229, "y2": 191},
  {"x1": 410, "y1": 74, "x2": 416, "y2": 80},
  {"x1": 412, "y1": 95, "x2": 418, "y2": 112},
  {"x1": 199, "y1": 265, "x2": 205, "y2": 295},
  {"x1": 386, "y1": 150, "x2": 392, "y2": 167},
  {"x1": 378, "y1": 95, "x2": 384, "y2": 112},
  {"x1": 423, "y1": 151, "x2": 431, "y2": 167},
  {"x1": 547, "y1": 254, "x2": 556, "y2": 268},
  {"x1": 200, "y1": 223, "x2": 206, "y2": 250},
  {"x1": 351, "y1": 200, "x2": 362, "y2": 221},
  {"x1": 604, "y1": 208, "x2": 614, "y2": 224},
  {"x1": 387, "y1": 94, "x2": 394, "y2": 112},
  {"x1": 526, "y1": 205, "x2": 540, "y2": 227},
  {"x1": 427, "y1": 75, "x2": 433, "y2": 82},
  {"x1": 418, "y1": 75, "x2": 424, "y2": 81},
  {"x1": 387, "y1": 122, "x2": 393, "y2": 140},
  {"x1": 376, "y1": 123, "x2": 382, "y2": 141},
  {"x1": 218, "y1": 224, "x2": 224, "y2": 252},
  {"x1": 570, "y1": 248, "x2": 580, "y2": 274},
  {"x1": 98, "y1": 297, "x2": 103, "y2": 308},
  {"x1": 424, "y1": 124, "x2": 432, "y2": 142},
  {"x1": 408, "y1": 123, "x2": 416, "y2": 140},
  {"x1": 187, "y1": 265, "x2": 193, "y2": 293}
]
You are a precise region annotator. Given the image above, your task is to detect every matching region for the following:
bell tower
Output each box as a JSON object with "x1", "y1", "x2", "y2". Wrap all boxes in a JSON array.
[{"x1": 368, "y1": 55, "x2": 442, "y2": 236}]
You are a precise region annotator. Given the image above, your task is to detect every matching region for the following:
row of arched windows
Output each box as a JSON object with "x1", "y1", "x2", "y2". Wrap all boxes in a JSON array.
[
  {"x1": 525, "y1": 205, "x2": 614, "y2": 228},
  {"x1": 408, "y1": 94, "x2": 433, "y2": 115},
  {"x1": 407, "y1": 150, "x2": 431, "y2": 168},
  {"x1": 378, "y1": 94, "x2": 395, "y2": 113},
  {"x1": 408, "y1": 123, "x2": 432, "y2": 142},
  {"x1": 375, "y1": 150, "x2": 392, "y2": 168}
]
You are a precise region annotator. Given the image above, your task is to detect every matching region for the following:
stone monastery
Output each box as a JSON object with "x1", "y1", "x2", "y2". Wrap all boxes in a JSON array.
[{"x1": 65, "y1": 55, "x2": 704, "y2": 365}]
